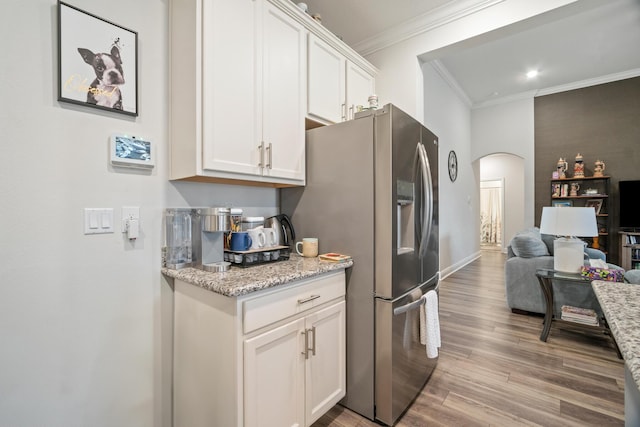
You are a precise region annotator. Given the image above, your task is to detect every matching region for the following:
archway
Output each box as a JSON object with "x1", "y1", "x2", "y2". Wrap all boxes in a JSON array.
[{"x1": 479, "y1": 153, "x2": 525, "y2": 252}]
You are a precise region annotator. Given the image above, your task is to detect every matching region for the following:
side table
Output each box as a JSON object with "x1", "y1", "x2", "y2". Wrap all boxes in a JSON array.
[{"x1": 535, "y1": 268, "x2": 622, "y2": 358}]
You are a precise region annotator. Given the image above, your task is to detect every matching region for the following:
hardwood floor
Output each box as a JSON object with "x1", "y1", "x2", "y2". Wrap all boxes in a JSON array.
[{"x1": 312, "y1": 250, "x2": 624, "y2": 426}]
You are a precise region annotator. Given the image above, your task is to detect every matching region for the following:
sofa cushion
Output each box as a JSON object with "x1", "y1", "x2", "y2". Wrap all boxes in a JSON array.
[
  {"x1": 509, "y1": 231, "x2": 549, "y2": 258},
  {"x1": 625, "y1": 270, "x2": 640, "y2": 284},
  {"x1": 541, "y1": 233, "x2": 556, "y2": 255}
]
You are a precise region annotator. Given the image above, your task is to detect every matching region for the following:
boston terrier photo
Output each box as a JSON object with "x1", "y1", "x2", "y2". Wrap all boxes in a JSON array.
[{"x1": 77, "y1": 45, "x2": 125, "y2": 110}]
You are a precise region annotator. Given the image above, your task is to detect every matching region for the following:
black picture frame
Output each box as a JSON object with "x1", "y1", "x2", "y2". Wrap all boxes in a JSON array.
[{"x1": 58, "y1": 1, "x2": 138, "y2": 116}]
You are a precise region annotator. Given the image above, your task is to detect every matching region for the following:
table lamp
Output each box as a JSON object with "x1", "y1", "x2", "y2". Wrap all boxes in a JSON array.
[{"x1": 539, "y1": 207, "x2": 598, "y2": 273}]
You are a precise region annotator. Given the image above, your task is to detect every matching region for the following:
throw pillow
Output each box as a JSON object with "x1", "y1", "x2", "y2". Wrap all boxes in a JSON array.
[{"x1": 510, "y1": 231, "x2": 550, "y2": 258}]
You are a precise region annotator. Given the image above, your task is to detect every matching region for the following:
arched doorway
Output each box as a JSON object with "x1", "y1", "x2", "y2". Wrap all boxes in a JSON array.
[{"x1": 479, "y1": 153, "x2": 525, "y2": 252}]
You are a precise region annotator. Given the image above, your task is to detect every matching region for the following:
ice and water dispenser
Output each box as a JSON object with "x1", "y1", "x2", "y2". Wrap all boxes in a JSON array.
[{"x1": 397, "y1": 180, "x2": 415, "y2": 255}]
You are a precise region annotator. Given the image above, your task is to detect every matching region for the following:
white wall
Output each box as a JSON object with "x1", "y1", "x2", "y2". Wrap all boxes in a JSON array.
[
  {"x1": 471, "y1": 98, "x2": 535, "y2": 229},
  {"x1": 365, "y1": 0, "x2": 580, "y2": 120},
  {"x1": 0, "y1": 2, "x2": 277, "y2": 426},
  {"x1": 423, "y1": 63, "x2": 480, "y2": 277}
]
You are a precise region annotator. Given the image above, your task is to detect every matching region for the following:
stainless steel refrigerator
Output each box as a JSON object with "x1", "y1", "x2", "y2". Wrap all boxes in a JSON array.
[{"x1": 280, "y1": 104, "x2": 439, "y2": 425}]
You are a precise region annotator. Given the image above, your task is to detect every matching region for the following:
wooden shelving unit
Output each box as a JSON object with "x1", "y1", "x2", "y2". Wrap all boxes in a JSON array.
[
  {"x1": 619, "y1": 231, "x2": 640, "y2": 270},
  {"x1": 550, "y1": 176, "x2": 610, "y2": 253}
]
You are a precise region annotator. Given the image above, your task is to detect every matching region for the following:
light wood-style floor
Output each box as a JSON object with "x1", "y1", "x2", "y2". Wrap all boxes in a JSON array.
[{"x1": 312, "y1": 250, "x2": 624, "y2": 426}]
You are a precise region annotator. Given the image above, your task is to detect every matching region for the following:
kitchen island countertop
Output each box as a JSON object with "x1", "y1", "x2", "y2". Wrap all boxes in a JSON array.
[
  {"x1": 162, "y1": 254, "x2": 353, "y2": 297},
  {"x1": 592, "y1": 280, "x2": 640, "y2": 390}
]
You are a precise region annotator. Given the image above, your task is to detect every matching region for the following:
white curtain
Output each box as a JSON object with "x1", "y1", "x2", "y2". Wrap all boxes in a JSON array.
[{"x1": 480, "y1": 186, "x2": 502, "y2": 244}]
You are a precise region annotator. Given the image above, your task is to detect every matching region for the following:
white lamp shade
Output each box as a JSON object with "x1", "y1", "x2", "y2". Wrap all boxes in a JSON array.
[{"x1": 539, "y1": 207, "x2": 598, "y2": 237}]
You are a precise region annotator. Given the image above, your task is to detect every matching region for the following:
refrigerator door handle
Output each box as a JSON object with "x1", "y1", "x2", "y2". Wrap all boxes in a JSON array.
[
  {"x1": 393, "y1": 297, "x2": 425, "y2": 316},
  {"x1": 415, "y1": 142, "x2": 434, "y2": 259}
]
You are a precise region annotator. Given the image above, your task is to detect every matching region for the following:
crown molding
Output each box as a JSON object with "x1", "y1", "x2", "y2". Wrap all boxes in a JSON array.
[
  {"x1": 535, "y1": 68, "x2": 640, "y2": 97},
  {"x1": 353, "y1": 0, "x2": 506, "y2": 56},
  {"x1": 429, "y1": 60, "x2": 473, "y2": 108},
  {"x1": 471, "y1": 68, "x2": 640, "y2": 109}
]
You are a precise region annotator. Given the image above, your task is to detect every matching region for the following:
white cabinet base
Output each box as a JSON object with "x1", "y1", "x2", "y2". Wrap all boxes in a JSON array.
[{"x1": 173, "y1": 271, "x2": 346, "y2": 427}]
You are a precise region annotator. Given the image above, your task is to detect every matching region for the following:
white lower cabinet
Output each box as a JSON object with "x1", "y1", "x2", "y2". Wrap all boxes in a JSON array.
[
  {"x1": 244, "y1": 300, "x2": 346, "y2": 427},
  {"x1": 173, "y1": 270, "x2": 346, "y2": 427}
]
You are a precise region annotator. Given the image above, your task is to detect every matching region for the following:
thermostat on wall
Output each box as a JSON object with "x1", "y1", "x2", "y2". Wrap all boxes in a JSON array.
[{"x1": 110, "y1": 134, "x2": 155, "y2": 169}]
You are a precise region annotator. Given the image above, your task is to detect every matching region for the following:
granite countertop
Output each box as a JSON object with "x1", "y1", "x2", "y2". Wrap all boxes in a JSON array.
[
  {"x1": 592, "y1": 280, "x2": 640, "y2": 390},
  {"x1": 162, "y1": 254, "x2": 353, "y2": 297}
]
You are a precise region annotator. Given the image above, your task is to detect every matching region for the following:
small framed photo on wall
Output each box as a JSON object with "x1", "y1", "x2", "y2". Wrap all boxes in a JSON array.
[{"x1": 58, "y1": 1, "x2": 138, "y2": 116}]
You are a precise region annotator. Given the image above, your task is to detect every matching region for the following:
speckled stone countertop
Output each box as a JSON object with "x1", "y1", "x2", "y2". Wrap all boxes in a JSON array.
[
  {"x1": 592, "y1": 280, "x2": 640, "y2": 390},
  {"x1": 162, "y1": 254, "x2": 353, "y2": 297}
]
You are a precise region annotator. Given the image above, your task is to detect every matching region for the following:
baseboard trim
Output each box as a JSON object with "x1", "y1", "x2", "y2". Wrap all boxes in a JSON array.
[{"x1": 440, "y1": 250, "x2": 481, "y2": 280}]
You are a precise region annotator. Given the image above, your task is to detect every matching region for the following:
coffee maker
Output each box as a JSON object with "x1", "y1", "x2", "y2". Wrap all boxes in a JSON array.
[{"x1": 164, "y1": 207, "x2": 241, "y2": 272}]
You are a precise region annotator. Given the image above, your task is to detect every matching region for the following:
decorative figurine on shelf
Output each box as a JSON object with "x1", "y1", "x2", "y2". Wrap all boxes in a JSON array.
[
  {"x1": 594, "y1": 159, "x2": 606, "y2": 177},
  {"x1": 570, "y1": 182, "x2": 580, "y2": 196},
  {"x1": 556, "y1": 157, "x2": 568, "y2": 179},
  {"x1": 573, "y1": 153, "x2": 585, "y2": 178},
  {"x1": 552, "y1": 183, "x2": 561, "y2": 197},
  {"x1": 592, "y1": 236, "x2": 600, "y2": 250}
]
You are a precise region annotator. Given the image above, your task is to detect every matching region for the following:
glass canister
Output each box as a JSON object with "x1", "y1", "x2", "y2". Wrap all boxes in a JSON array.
[{"x1": 165, "y1": 208, "x2": 195, "y2": 269}]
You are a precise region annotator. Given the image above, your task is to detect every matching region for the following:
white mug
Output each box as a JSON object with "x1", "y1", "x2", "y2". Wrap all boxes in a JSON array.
[
  {"x1": 247, "y1": 228, "x2": 266, "y2": 250},
  {"x1": 296, "y1": 237, "x2": 318, "y2": 257},
  {"x1": 262, "y1": 227, "x2": 278, "y2": 247}
]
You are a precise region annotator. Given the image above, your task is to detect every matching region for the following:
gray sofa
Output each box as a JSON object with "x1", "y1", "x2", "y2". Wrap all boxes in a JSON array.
[{"x1": 504, "y1": 227, "x2": 613, "y2": 315}]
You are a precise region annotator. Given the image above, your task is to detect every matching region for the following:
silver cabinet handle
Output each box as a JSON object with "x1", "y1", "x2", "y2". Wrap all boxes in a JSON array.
[
  {"x1": 301, "y1": 327, "x2": 316, "y2": 359},
  {"x1": 310, "y1": 326, "x2": 316, "y2": 356},
  {"x1": 348, "y1": 104, "x2": 354, "y2": 120},
  {"x1": 297, "y1": 294, "x2": 320, "y2": 304},
  {"x1": 258, "y1": 141, "x2": 265, "y2": 169},
  {"x1": 341, "y1": 103, "x2": 346, "y2": 121},
  {"x1": 301, "y1": 330, "x2": 309, "y2": 359},
  {"x1": 266, "y1": 142, "x2": 273, "y2": 169}
]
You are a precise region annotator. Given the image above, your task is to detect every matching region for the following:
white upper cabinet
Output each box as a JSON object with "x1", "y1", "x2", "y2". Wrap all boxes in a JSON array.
[
  {"x1": 261, "y1": 2, "x2": 307, "y2": 182},
  {"x1": 200, "y1": 0, "x2": 261, "y2": 177},
  {"x1": 170, "y1": 0, "x2": 306, "y2": 187},
  {"x1": 307, "y1": 34, "x2": 346, "y2": 124},
  {"x1": 307, "y1": 33, "x2": 376, "y2": 125},
  {"x1": 169, "y1": 0, "x2": 375, "y2": 186},
  {"x1": 345, "y1": 61, "x2": 375, "y2": 120}
]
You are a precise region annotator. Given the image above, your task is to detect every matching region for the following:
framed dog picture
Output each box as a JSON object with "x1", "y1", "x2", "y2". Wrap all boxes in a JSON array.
[{"x1": 58, "y1": 2, "x2": 138, "y2": 116}]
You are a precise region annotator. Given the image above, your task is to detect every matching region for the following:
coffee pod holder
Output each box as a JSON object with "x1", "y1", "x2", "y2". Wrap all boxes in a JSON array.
[{"x1": 224, "y1": 245, "x2": 290, "y2": 268}]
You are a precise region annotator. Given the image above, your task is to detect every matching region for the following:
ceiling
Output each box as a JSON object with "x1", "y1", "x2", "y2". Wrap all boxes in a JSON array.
[{"x1": 302, "y1": 0, "x2": 640, "y2": 107}]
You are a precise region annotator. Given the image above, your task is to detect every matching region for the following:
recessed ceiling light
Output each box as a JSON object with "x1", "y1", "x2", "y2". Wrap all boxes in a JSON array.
[{"x1": 526, "y1": 70, "x2": 539, "y2": 79}]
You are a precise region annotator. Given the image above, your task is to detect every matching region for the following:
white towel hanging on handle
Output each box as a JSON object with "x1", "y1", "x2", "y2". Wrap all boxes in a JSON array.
[{"x1": 422, "y1": 290, "x2": 441, "y2": 358}]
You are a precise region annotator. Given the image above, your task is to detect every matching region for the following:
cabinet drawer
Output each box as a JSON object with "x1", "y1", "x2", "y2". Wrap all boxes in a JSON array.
[{"x1": 243, "y1": 271, "x2": 345, "y2": 334}]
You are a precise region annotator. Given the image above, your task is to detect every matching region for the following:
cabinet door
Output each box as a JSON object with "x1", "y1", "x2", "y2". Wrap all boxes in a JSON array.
[
  {"x1": 307, "y1": 34, "x2": 346, "y2": 124},
  {"x1": 305, "y1": 300, "x2": 346, "y2": 426},
  {"x1": 345, "y1": 61, "x2": 375, "y2": 120},
  {"x1": 201, "y1": 0, "x2": 262, "y2": 176},
  {"x1": 244, "y1": 318, "x2": 306, "y2": 427},
  {"x1": 261, "y1": 1, "x2": 306, "y2": 182}
]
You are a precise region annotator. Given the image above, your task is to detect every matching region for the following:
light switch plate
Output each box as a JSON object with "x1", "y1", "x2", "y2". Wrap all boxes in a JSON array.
[{"x1": 84, "y1": 208, "x2": 114, "y2": 234}]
